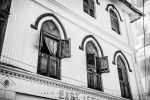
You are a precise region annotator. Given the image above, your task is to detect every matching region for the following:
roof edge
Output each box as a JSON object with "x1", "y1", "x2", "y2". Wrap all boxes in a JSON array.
[
  {"x1": 119, "y1": 0, "x2": 144, "y2": 22},
  {"x1": 119, "y1": 0, "x2": 143, "y2": 16}
]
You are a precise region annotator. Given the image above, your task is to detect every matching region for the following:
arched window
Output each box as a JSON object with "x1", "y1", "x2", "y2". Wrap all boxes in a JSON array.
[
  {"x1": 37, "y1": 20, "x2": 71, "y2": 80},
  {"x1": 86, "y1": 41, "x2": 103, "y2": 91},
  {"x1": 117, "y1": 56, "x2": 132, "y2": 99},
  {"x1": 109, "y1": 9, "x2": 120, "y2": 34}
]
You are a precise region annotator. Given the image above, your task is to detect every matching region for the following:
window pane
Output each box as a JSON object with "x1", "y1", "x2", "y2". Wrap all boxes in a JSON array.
[
  {"x1": 89, "y1": 1, "x2": 94, "y2": 9},
  {"x1": 87, "y1": 72, "x2": 93, "y2": 88},
  {"x1": 120, "y1": 81, "x2": 125, "y2": 97},
  {"x1": 87, "y1": 53, "x2": 95, "y2": 69},
  {"x1": 38, "y1": 53, "x2": 49, "y2": 75},
  {"x1": 90, "y1": 9, "x2": 94, "y2": 17},
  {"x1": 118, "y1": 68, "x2": 123, "y2": 81},
  {"x1": 83, "y1": 4, "x2": 89, "y2": 13}
]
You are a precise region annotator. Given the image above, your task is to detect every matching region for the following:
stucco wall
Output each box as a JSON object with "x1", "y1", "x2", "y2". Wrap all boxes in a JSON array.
[{"x1": 0, "y1": 0, "x2": 143, "y2": 99}]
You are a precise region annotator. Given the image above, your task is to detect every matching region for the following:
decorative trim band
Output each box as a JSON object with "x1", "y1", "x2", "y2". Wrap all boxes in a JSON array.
[{"x1": 106, "y1": 4, "x2": 123, "y2": 22}]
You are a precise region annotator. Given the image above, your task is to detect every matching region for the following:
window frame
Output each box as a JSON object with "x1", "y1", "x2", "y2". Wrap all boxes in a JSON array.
[
  {"x1": 86, "y1": 41, "x2": 103, "y2": 91},
  {"x1": 117, "y1": 56, "x2": 132, "y2": 99},
  {"x1": 37, "y1": 20, "x2": 61, "y2": 80},
  {"x1": 109, "y1": 9, "x2": 120, "y2": 35},
  {"x1": 83, "y1": 0, "x2": 96, "y2": 18}
]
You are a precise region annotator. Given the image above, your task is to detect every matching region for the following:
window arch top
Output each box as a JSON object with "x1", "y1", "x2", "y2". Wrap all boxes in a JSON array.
[
  {"x1": 117, "y1": 56, "x2": 126, "y2": 70},
  {"x1": 86, "y1": 41, "x2": 98, "y2": 56},
  {"x1": 42, "y1": 20, "x2": 60, "y2": 38},
  {"x1": 110, "y1": 9, "x2": 117, "y2": 18}
]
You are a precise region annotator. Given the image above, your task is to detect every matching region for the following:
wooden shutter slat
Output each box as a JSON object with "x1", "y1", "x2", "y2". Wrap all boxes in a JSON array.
[
  {"x1": 37, "y1": 53, "x2": 49, "y2": 76},
  {"x1": 48, "y1": 56, "x2": 59, "y2": 78},
  {"x1": 61, "y1": 38, "x2": 71, "y2": 58},
  {"x1": 96, "y1": 57, "x2": 101, "y2": 74},
  {"x1": 87, "y1": 53, "x2": 95, "y2": 69},
  {"x1": 100, "y1": 56, "x2": 109, "y2": 73}
]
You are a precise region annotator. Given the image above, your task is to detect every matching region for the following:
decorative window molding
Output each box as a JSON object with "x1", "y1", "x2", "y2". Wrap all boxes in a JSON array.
[
  {"x1": 105, "y1": 4, "x2": 123, "y2": 22},
  {"x1": 79, "y1": 35, "x2": 104, "y2": 57},
  {"x1": 31, "y1": 13, "x2": 67, "y2": 39},
  {"x1": 112, "y1": 50, "x2": 132, "y2": 72},
  {"x1": 96, "y1": 0, "x2": 100, "y2": 5}
]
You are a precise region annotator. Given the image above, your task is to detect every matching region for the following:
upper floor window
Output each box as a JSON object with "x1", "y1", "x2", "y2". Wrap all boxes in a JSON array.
[
  {"x1": 117, "y1": 56, "x2": 132, "y2": 99},
  {"x1": 109, "y1": 9, "x2": 120, "y2": 34},
  {"x1": 83, "y1": 0, "x2": 95, "y2": 18},
  {"x1": 86, "y1": 41, "x2": 103, "y2": 91},
  {"x1": 37, "y1": 20, "x2": 71, "y2": 80}
]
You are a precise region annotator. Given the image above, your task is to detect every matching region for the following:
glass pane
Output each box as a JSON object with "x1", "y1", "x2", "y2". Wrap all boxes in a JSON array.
[
  {"x1": 49, "y1": 58, "x2": 57, "y2": 77},
  {"x1": 84, "y1": 4, "x2": 89, "y2": 13},
  {"x1": 47, "y1": 21, "x2": 55, "y2": 30},
  {"x1": 120, "y1": 81, "x2": 125, "y2": 97},
  {"x1": 87, "y1": 72, "x2": 93, "y2": 88},
  {"x1": 42, "y1": 22, "x2": 51, "y2": 33},
  {"x1": 42, "y1": 20, "x2": 60, "y2": 38},
  {"x1": 124, "y1": 84, "x2": 130, "y2": 98},
  {"x1": 86, "y1": 41, "x2": 98, "y2": 56},
  {"x1": 38, "y1": 54, "x2": 48, "y2": 75},
  {"x1": 118, "y1": 68, "x2": 123, "y2": 80},
  {"x1": 89, "y1": 1, "x2": 94, "y2": 9},
  {"x1": 87, "y1": 53, "x2": 95, "y2": 69},
  {"x1": 83, "y1": 0, "x2": 88, "y2": 4}
]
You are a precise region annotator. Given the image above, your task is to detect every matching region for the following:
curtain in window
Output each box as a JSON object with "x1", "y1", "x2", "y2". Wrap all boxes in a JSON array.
[{"x1": 44, "y1": 36, "x2": 57, "y2": 56}]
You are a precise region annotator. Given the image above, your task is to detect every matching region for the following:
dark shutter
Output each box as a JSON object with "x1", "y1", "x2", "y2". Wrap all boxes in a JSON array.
[
  {"x1": 48, "y1": 56, "x2": 59, "y2": 79},
  {"x1": 61, "y1": 38, "x2": 71, "y2": 58},
  {"x1": 87, "y1": 53, "x2": 95, "y2": 69},
  {"x1": 87, "y1": 71, "x2": 93, "y2": 88},
  {"x1": 96, "y1": 74, "x2": 103, "y2": 91},
  {"x1": 120, "y1": 81, "x2": 125, "y2": 97},
  {"x1": 118, "y1": 68, "x2": 123, "y2": 81},
  {"x1": 100, "y1": 56, "x2": 109, "y2": 73},
  {"x1": 37, "y1": 53, "x2": 49, "y2": 76},
  {"x1": 96, "y1": 57, "x2": 101, "y2": 74}
]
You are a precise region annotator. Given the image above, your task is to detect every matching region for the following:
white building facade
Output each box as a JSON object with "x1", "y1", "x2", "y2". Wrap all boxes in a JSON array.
[{"x1": 0, "y1": 0, "x2": 144, "y2": 100}]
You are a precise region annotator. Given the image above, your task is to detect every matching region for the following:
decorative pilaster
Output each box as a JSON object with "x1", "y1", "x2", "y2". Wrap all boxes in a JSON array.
[{"x1": 1, "y1": 0, "x2": 29, "y2": 67}]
